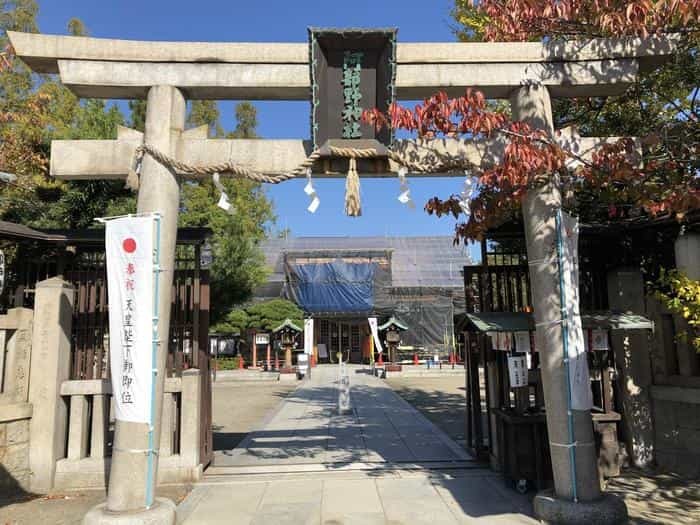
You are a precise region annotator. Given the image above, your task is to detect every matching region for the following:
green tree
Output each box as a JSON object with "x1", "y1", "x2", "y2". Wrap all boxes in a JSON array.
[
  {"x1": 187, "y1": 100, "x2": 223, "y2": 137},
  {"x1": 0, "y1": 3, "x2": 277, "y2": 324},
  {"x1": 66, "y1": 17, "x2": 86, "y2": 37},
  {"x1": 128, "y1": 99, "x2": 147, "y2": 132},
  {"x1": 227, "y1": 102, "x2": 258, "y2": 138},
  {"x1": 213, "y1": 308, "x2": 251, "y2": 335},
  {"x1": 244, "y1": 299, "x2": 303, "y2": 332},
  {"x1": 179, "y1": 101, "x2": 275, "y2": 321},
  {"x1": 0, "y1": 9, "x2": 135, "y2": 229},
  {"x1": 0, "y1": 1, "x2": 38, "y2": 116},
  {"x1": 180, "y1": 175, "x2": 274, "y2": 320}
]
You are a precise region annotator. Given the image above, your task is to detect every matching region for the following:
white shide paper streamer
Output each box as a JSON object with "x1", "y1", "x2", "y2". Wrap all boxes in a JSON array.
[
  {"x1": 212, "y1": 173, "x2": 235, "y2": 215},
  {"x1": 396, "y1": 167, "x2": 416, "y2": 209},
  {"x1": 304, "y1": 168, "x2": 320, "y2": 213}
]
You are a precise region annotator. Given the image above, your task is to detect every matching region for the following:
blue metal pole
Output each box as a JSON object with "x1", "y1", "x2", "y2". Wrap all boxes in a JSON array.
[
  {"x1": 145, "y1": 214, "x2": 161, "y2": 508},
  {"x1": 555, "y1": 208, "x2": 578, "y2": 502}
]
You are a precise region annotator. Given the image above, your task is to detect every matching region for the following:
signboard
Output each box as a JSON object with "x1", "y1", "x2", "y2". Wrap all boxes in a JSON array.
[
  {"x1": 487, "y1": 331, "x2": 512, "y2": 351},
  {"x1": 304, "y1": 318, "x2": 314, "y2": 354},
  {"x1": 106, "y1": 216, "x2": 156, "y2": 423},
  {"x1": 514, "y1": 331, "x2": 531, "y2": 353},
  {"x1": 297, "y1": 353, "x2": 309, "y2": 375},
  {"x1": 591, "y1": 329, "x2": 610, "y2": 351},
  {"x1": 507, "y1": 355, "x2": 528, "y2": 388},
  {"x1": 386, "y1": 330, "x2": 400, "y2": 343},
  {"x1": 309, "y1": 28, "x2": 397, "y2": 150},
  {"x1": 255, "y1": 333, "x2": 270, "y2": 345}
]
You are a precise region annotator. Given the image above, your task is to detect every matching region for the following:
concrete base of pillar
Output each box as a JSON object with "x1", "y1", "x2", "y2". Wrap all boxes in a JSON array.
[
  {"x1": 83, "y1": 498, "x2": 176, "y2": 525},
  {"x1": 533, "y1": 490, "x2": 627, "y2": 525}
]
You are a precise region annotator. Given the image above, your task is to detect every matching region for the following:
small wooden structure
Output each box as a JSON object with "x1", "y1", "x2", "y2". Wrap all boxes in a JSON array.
[
  {"x1": 273, "y1": 318, "x2": 302, "y2": 369},
  {"x1": 457, "y1": 305, "x2": 653, "y2": 490},
  {"x1": 378, "y1": 316, "x2": 408, "y2": 364}
]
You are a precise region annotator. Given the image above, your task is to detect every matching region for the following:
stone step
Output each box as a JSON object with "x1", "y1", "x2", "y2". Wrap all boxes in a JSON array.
[
  {"x1": 204, "y1": 459, "x2": 481, "y2": 479},
  {"x1": 212, "y1": 370, "x2": 280, "y2": 382}
]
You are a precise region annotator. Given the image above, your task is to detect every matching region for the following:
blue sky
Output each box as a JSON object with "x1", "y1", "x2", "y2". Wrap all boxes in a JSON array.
[{"x1": 36, "y1": 0, "x2": 478, "y2": 255}]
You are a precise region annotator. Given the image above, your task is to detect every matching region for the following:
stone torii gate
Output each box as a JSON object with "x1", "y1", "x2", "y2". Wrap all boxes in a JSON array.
[{"x1": 8, "y1": 30, "x2": 675, "y2": 525}]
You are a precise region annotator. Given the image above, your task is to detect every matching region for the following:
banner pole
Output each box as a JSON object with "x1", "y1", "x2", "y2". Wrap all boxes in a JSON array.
[{"x1": 145, "y1": 214, "x2": 161, "y2": 508}]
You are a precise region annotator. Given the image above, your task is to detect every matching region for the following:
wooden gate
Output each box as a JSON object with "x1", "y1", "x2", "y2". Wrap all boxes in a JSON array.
[
  {"x1": 65, "y1": 249, "x2": 213, "y2": 468},
  {"x1": 2, "y1": 227, "x2": 214, "y2": 468}
]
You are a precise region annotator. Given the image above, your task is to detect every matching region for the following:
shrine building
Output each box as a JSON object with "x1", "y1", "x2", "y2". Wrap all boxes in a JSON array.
[{"x1": 256, "y1": 235, "x2": 470, "y2": 362}]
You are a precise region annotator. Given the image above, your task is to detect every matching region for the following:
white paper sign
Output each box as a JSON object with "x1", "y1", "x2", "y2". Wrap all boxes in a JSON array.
[
  {"x1": 304, "y1": 318, "x2": 314, "y2": 354},
  {"x1": 514, "y1": 331, "x2": 531, "y2": 353},
  {"x1": 561, "y1": 212, "x2": 593, "y2": 410},
  {"x1": 106, "y1": 216, "x2": 156, "y2": 423},
  {"x1": 508, "y1": 355, "x2": 528, "y2": 387},
  {"x1": 488, "y1": 331, "x2": 512, "y2": 351},
  {"x1": 368, "y1": 317, "x2": 384, "y2": 354},
  {"x1": 591, "y1": 329, "x2": 609, "y2": 351}
]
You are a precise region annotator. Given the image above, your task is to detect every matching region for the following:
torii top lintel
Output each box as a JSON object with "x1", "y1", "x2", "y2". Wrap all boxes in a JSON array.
[{"x1": 8, "y1": 31, "x2": 676, "y2": 100}]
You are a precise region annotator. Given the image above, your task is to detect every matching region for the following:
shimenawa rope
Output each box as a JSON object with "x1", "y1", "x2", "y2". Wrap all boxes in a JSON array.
[{"x1": 126, "y1": 142, "x2": 462, "y2": 216}]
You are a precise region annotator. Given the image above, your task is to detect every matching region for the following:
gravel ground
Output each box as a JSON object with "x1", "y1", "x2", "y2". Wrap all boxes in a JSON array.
[{"x1": 386, "y1": 374, "x2": 700, "y2": 525}]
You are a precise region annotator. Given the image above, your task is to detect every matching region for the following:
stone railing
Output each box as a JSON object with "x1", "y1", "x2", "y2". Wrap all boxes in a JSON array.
[
  {"x1": 0, "y1": 307, "x2": 34, "y2": 492},
  {"x1": 54, "y1": 369, "x2": 203, "y2": 489}
]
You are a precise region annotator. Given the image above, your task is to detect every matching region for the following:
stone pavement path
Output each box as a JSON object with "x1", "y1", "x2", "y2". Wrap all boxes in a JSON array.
[
  {"x1": 212, "y1": 365, "x2": 470, "y2": 470},
  {"x1": 179, "y1": 365, "x2": 536, "y2": 524}
]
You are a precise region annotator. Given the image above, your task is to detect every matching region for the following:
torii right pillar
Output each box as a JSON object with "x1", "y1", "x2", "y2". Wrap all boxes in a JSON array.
[{"x1": 512, "y1": 84, "x2": 628, "y2": 524}]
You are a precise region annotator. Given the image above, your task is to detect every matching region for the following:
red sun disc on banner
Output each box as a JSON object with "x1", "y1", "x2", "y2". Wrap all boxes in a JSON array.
[{"x1": 122, "y1": 238, "x2": 137, "y2": 253}]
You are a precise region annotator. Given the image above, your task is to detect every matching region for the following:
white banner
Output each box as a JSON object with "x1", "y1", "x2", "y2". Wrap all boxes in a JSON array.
[
  {"x1": 368, "y1": 317, "x2": 384, "y2": 354},
  {"x1": 106, "y1": 216, "x2": 156, "y2": 423},
  {"x1": 0, "y1": 249, "x2": 5, "y2": 295},
  {"x1": 561, "y1": 211, "x2": 593, "y2": 411},
  {"x1": 304, "y1": 318, "x2": 314, "y2": 354}
]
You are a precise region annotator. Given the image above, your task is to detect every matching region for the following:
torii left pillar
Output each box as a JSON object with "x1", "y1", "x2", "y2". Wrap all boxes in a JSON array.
[{"x1": 84, "y1": 85, "x2": 184, "y2": 524}]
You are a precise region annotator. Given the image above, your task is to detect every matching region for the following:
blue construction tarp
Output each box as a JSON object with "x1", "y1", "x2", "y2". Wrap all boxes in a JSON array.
[{"x1": 286, "y1": 261, "x2": 377, "y2": 314}]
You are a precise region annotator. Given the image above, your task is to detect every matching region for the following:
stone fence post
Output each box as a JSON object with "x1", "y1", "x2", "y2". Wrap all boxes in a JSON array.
[
  {"x1": 28, "y1": 278, "x2": 75, "y2": 493},
  {"x1": 179, "y1": 369, "x2": 202, "y2": 475},
  {"x1": 606, "y1": 268, "x2": 654, "y2": 467},
  {"x1": 0, "y1": 307, "x2": 34, "y2": 492}
]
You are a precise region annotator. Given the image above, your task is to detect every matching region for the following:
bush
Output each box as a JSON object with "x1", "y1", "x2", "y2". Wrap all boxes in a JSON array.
[{"x1": 214, "y1": 356, "x2": 243, "y2": 370}]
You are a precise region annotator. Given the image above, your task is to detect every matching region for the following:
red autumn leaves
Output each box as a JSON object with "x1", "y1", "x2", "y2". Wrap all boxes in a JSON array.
[
  {"x1": 363, "y1": 88, "x2": 699, "y2": 242},
  {"x1": 465, "y1": 0, "x2": 699, "y2": 41},
  {"x1": 363, "y1": 89, "x2": 507, "y2": 139}
]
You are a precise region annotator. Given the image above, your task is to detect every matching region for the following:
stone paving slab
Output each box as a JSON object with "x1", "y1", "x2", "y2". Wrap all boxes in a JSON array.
[
  {"x1": 179, "y1": 365, "x2": 536, "y2": 524},
  {"x1": 178, "y1": 472, "x2": 538, "y2": 525},
  {"x1": 214, "y1": 365, "x2": 471, "y2": 469}
]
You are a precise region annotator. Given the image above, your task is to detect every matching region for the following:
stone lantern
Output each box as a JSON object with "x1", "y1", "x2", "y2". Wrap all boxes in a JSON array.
[{"x1": 273, "y1": 319, "x2": 302, "y2": 370}]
